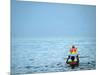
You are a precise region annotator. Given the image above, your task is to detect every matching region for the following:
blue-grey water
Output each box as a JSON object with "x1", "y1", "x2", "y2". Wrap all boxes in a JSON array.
[{"x1": 11, "y1": 37, "x2": 96, "y2": 75}]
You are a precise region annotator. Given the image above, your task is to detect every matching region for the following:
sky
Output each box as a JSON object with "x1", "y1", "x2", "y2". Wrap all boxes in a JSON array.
[{"x1": 11, "y1": 0, "x2": 96, "y2": 38}]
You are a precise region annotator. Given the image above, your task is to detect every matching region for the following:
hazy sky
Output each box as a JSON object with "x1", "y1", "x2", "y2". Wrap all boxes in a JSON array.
[{"x1": 12, "y1": 0, "x2": 96, "y2": 38}]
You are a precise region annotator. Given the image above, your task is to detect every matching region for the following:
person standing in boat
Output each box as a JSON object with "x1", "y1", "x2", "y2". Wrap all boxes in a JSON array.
[{"x1": 66, "y1": 45, "x2": 79, "y2": 66}]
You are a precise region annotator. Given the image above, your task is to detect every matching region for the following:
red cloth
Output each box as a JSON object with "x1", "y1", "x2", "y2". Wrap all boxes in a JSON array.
[
  {"x1": 70, "y1": 48, "x2": 77, "y2": 53},
  {"x1": 70, "y1": 61, "x2": 77, "y2": 65}
]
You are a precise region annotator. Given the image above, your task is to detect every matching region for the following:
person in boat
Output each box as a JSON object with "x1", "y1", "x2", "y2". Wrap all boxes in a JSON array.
[{"x1": 66, "y1": 45, "x2": 79, "y2": 66}]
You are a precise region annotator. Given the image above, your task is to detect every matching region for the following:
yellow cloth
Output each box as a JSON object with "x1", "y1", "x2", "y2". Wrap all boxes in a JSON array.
[{"x1": 70, "y1": 51, "x2": 77, "y2": 54}]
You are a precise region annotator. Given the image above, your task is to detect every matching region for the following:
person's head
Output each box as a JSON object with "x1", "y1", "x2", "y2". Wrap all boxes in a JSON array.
[{"x1": 72, "y1": 45, "x2": 75, "y2": 48}]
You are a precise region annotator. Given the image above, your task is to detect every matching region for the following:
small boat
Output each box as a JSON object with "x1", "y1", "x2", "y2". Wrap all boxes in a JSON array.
[{"x1": 66, "y1": 55, "x2": 79, "y2": 69}]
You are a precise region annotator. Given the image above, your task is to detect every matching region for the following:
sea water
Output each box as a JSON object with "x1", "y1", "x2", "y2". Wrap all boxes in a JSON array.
[{"x1": 11, "y1": 37, "x2": 96, "y2": 75}]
